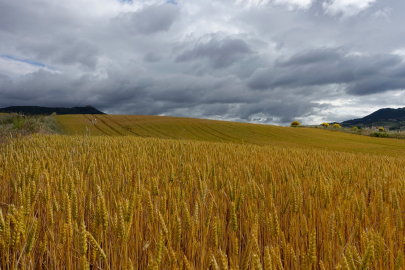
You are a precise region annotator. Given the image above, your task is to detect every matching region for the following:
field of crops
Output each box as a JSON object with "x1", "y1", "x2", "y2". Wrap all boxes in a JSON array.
[
  {"x1": 55, "y1": 114, "x2": 405, "y2": 157},
  {"x1": 1, "y1": 134, "x2": 405, "y2": 269}
]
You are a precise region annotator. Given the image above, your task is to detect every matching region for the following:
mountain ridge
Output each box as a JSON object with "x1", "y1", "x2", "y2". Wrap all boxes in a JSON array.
[
  {"x1": 339, "y1": 107, "x2": 405, "y2": 129},
  {"x1": 0, "y1": 105, "x2": 106, "y2": 115}
]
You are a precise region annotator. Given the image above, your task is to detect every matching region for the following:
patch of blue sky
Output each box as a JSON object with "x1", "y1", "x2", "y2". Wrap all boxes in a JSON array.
[{"x1": 0, "y1": 55, "x2": 56, "y2": 71}]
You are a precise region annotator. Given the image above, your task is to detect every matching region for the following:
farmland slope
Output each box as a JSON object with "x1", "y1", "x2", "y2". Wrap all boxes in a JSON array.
[{"x1": 55, "y1": 114, "x2": 405, "y2": 156}]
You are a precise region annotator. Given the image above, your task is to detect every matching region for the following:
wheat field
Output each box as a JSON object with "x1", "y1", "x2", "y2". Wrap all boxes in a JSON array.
[
  {"x1": 1, "y1": 134, "x2": 405, "y2": 269},
  {"x1": 55, "y1": 114, "x2": 405, "y2": 157}
]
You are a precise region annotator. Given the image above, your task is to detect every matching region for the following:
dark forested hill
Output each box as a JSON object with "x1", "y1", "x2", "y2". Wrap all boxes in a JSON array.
[
  {"x1": 340, "y1": 107, "x2": 405, "y2": 129},
  {"x1": 0, "y1": 105, "x2": 106, "y2": 115}
]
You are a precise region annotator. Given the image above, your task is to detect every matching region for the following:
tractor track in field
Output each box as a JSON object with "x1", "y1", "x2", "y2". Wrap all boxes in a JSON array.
[
  {"x1": 103, "y1": 116, "x2": 142, "y2": 136},
  {"x1": 82, "y1": 115, "x2": 111, "y2": 136},
  {"x1": 123, "y1": 116, "x2": 167, "y2": 138},
  {"x1": 97, "y1": 115, "x2": 136, "y2": 136},
  {"x1": 95, "y1": 115, "x2": 126, "y2": 136},
  {"x1": 173, "y1": 119, "x2": 207, "y2": 141},
  {"x1": 187, "y1": 121, "x2": 233, "y2": 142},
  {"x1": 130, "y1": 117, "x2": 174, "y2": 139},
  {"x1": 199, "y1": 121, "x2": 247, "y2": 143}
]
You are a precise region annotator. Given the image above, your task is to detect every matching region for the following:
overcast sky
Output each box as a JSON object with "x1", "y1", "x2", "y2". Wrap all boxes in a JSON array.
[{"x1": 1, "y1": 0, "x2": 405, "y2": 125}]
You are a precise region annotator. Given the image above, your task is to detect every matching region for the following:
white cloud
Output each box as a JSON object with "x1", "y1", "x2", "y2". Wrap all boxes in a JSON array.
[
  {"x1": 392, "y1": 48, "x2": 405, "y2": 57},
  {"x1": 236, "y1": 0, "x2": 270, "y2": 8},
  {"x1": 323, "y1": 0, "x2": 376, "y2": 17},
  {"x1": 236, "y1": 0, "x2": 313, "y2": 9},
  {"x1": 312, "y1": 90, "x2": 405, "y2": 124}
]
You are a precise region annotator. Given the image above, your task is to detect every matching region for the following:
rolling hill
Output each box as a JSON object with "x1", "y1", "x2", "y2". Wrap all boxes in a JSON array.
[{"x1": 55, "y1": 114, "x2": 405, "y2": 157}]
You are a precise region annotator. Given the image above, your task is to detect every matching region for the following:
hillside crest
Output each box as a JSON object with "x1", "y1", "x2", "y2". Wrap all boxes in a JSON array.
[{"x1": 340, "y1": 107, "x2": 405, "y2": 129}]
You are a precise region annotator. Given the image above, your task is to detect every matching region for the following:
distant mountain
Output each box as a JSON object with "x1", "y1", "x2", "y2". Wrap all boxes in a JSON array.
[
  {"x1": 339, "y1": 107, "x2": 405, "y2": 129},
  {"x1": 0, "y1": 105, "x2": 106, "y2": 115}
]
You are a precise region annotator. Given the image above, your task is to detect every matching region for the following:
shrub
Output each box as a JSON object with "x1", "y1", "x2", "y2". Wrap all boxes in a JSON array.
[
  {"x1": 291, "y1": 121, "x2": 300, "y2": 127},
  {"x1": 378, "y1": 127, "x2": 385, "y2": 132},
  {"x1": 1, "y1": 113, "x2": 62, "y2": 138},
  {"x1": 321, "y1": 123, "x2": 330, "y2": 128},
  {"x1": 352, "y1": 126, "x2": 359, "y2": 131},
  {"x1": 332, "y1": 124, "x2": 341, "y2": 129},
  {"x1": 371, "y1": 132, "x2": 389, "y2": 138},
  {"x1": 12, "y1": 115, "x2": 26, "y2": 130}
]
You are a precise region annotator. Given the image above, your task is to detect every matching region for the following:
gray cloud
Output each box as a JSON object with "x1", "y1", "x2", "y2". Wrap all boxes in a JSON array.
[
  {"x1": 112, "y1": 4, "x2": 180, "y2": 35},
  {"x1": 143, "y1": 52, "x2": 161, "y2": 62},
  {"x1": 17, "y1": 39, "x2": 100, "y2": 70},
  {"x1": 1, "y1": 0, "x2": 405, "y2": 125},
  {"x1": 247, "y1": 47, "x2": 405, "y2": 96},
  {"x1": 176, "y1": 38, "x2": 252, "y2": 69}
]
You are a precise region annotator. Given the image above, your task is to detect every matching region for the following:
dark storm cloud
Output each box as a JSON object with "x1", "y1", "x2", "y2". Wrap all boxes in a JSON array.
[
  {"x1": 199, "y1": 104, "x2": 231, "y2": 117},
  {"x1": 176, "y1": 38, "x2": 252, "y2": 69},
  {"x1": 17, "y1": 39, "x2": 100, "y2": 70},
  {"x1": 112, "y1": 4, "x2": 180, "y2": 35},
  {"x1": 277, "y1": 48, "x2": 344, "y2": 66},
  {"x1": 0, "y1": 66, "x2": 340, "y2": 125},
  {"x1": 247, "y1": 47, "x2": 405, "y2": 96}
]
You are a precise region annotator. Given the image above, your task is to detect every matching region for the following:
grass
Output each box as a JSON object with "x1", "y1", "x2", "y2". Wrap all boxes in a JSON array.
[{"x1": 56, "y1": 114, "x2": 405, "y2": 157}]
